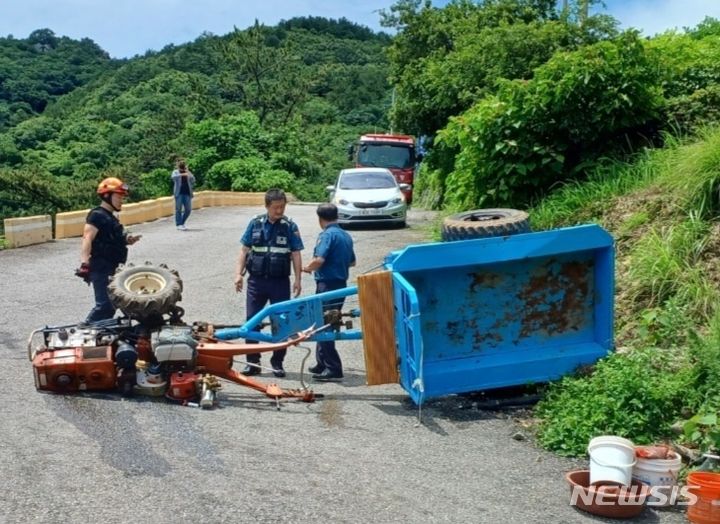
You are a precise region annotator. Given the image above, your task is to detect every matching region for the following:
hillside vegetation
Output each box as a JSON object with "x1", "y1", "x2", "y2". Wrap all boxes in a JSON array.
[
  {"x1": 0, "y1": 28, "x2": 115, "y2": 128},
  {"x1": 532, "y1": 129, "x2": 720, "y2": 455},
  {"x1": 0, "y1": 17, "x2": 392, "y2": 223}
]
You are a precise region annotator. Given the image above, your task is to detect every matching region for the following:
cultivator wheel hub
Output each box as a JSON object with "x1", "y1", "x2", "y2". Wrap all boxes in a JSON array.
[{"x1": 124, "y1": 272, "x2": 168, "y2": 294}]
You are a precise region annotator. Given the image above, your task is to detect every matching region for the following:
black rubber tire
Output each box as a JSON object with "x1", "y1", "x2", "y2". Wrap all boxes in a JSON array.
[
  {"x1": 108, "y1": 262, "x2": 183, "y2": 319},
  {"x1": 441, "y1": 208, "x2": 530, "y2": 241}
]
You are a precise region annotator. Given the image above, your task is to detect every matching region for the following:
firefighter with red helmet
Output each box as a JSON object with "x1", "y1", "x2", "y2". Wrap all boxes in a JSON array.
[{"x1": 76, "y1": 177, "x2": 141, "y2": 322}]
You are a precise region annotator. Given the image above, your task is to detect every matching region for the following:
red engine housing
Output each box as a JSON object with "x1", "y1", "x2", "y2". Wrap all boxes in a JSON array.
[
  {"x1": 167, "y1": 371, "x2": 200, "y2": 401},
  {"x1": 33, "y1": 346, "x2": 116, "y2": 392}
]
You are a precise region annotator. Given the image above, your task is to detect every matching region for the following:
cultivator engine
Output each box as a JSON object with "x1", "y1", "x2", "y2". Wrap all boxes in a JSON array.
[
  {"x1": 29, "y1": 262, "x2": 320, "y2": 409},
  {"x1": 28, "y1": 318, "x2": 316, "y2": 408}
]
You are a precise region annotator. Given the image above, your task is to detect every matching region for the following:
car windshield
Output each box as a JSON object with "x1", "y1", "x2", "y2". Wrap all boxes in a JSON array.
[
  {"x1": 339, "y1": 172, "x2": 397, "y2": 190},
  {"x1": 357, "y1": 144, "x2": 413, "y2": 169}
]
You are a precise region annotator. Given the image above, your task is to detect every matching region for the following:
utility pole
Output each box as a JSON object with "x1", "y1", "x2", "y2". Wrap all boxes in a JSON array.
[{"x1": 390, "y1": 87, "x2": 396, "y2": 135}]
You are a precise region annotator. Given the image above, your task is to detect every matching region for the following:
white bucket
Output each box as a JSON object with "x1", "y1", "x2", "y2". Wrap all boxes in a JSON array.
[
  {"x1": 588, "y1": 435, "x2": 636, "y2": 486},
  {"x1": 632, "y1": 451, "x2": 682, "y2": 506}
]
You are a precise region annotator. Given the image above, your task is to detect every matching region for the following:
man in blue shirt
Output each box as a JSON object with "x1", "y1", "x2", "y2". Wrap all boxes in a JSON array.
[
  {"x1": 171, "y1": 160, "x2": 195, "y2": 230},
  {"x1": 234, "y1": 189, "x2": 304, "y2": 377},
  {"x1": 302, "y1": 203, "x2": 356, "y2": 381}
]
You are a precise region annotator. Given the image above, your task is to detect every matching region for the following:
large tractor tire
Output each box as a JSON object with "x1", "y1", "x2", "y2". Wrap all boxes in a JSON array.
[
  {"x1": 108, "y1": 262, "x2": 183, "y2": 320},
  {"x1": 441, "y1": 208, "x2": 530, "y2": 241}
]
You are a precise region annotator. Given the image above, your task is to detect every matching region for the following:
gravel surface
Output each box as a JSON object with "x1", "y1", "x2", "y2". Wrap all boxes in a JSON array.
[{"x1": 0, "y1": 204, "x2": 688, "y2": 523}]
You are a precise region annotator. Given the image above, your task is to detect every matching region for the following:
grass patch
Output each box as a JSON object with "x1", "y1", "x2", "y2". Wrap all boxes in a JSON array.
[
  {"x1": 530, "y1": 149, "x2": 668, "y2": 231},
  {"x1": 664, "y1": 126, "x2": 720, "y2": 218},
  {"x1": 627, "y1": 214, "x2": 717, "y2": 316},
  {"x1": 536, "y1": 347, "x2": 694, "y2": 456},
  {"x1": 617, "y1": 211, "x2": 650, "y2": 237}
]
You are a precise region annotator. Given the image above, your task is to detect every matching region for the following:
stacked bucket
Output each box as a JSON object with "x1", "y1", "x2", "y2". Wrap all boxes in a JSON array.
[
  {"x1": 632, "y1": 444, "x2": 682, "y2": 506},
  {"x1": 588, "y1": 436, "x2": 637, "y2": 486}
]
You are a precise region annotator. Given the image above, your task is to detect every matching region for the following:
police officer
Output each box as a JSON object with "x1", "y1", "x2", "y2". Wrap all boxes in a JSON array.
[
  {"x1": 76, "y1": 177, "x2": 141, "y2": 323},
  {"x1": 234, "y1": 188, "x2": 304, "y2": 377},
  {"x1": 302, "y1": 203, "x2": 355, "y2": 381}
]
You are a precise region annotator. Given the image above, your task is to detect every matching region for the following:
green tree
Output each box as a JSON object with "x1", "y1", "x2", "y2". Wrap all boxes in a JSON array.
[
  {"x1": 436, "y1": 31, "x2": 662, "y2": 209},
  {"x1": 218, "y1": 23, "x2": 312, "y2": 125},
  {"x1": 0, "y1": 16, "x2": 392, "y2": 225},
  {"x1": 382, "y1": 0, "x2": 617, "y2": 136}
]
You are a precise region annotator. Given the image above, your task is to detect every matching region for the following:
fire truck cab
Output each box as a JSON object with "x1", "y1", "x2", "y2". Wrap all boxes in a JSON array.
[{"x1": 350, "y1": 133, "x2": 419, "y2": 204}]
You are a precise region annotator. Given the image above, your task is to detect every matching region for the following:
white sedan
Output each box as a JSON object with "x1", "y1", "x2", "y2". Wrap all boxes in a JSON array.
[{"x1": 327, "y1": 168, "x2": 409, "y2": 227}]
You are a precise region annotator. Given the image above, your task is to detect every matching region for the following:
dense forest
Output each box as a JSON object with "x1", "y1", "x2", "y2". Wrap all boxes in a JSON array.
[
  {"x1": 3, "y1": 1, "x2": 720, "y2": 229},
  {"x1": 4, "y1": 2, "x2": 720, "y2": 224},
  {"x1": 0, "y1": 16, "x2": 392, "y2": 221},
  {"x1": 386, "y1": 1, "x2": 720, "y2": 211}
]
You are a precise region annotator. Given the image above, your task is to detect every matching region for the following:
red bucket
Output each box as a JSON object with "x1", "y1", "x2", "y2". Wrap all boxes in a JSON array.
[{"x1": 687, "y1": 471, "x2": 720, "y2": 524}]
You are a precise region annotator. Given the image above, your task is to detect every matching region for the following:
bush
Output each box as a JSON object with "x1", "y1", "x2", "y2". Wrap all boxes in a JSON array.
[
  {"x1": 666, "y1": 85, "x2": 720, "y2": 134},
  {"x1": 139, "y1": 167, "x2": 172, "y2": 198},
  {"x1": 291, "y1": 177, "x2": 326, "y2": 201},
  {"x1": 206, "y1": 156, "x2": 296, "y2": 193},
  {"x1": 536, "y1": 347, "x2": 694, "y2": 456},
  {"x1": 204, "y1": 157, "x2": 254, "y2": 190},
  {"x1": 186, "y1": 112, "x2": 268, "y2": 159},
  {"x1": 188, "y1": 147, "x2": 219, "y2": 183},
  {"x1": 437, "y1": 31, "x2": 663, "y2": 209},
  {"x1": 231, "y1": 168, "x2": 295, "y2": 193},
  {"x1": 647, "y1": 31, "x2": 720, "y2": 99}
]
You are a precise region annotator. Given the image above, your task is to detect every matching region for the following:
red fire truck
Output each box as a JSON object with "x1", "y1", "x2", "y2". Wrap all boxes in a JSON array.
[{"x1": 349, "y1": 133, "x2": 419, "y2": 204}]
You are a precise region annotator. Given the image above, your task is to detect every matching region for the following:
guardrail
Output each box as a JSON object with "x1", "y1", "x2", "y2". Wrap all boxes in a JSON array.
[
  {"x1": 2, "y1": 191, "x2": 270, "y2": 249},
  {"x1": 3, "y1": 215, "x2": 53, "y2": 248}
]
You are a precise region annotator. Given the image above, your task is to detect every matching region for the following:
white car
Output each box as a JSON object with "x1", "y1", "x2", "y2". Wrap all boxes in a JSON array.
[{"x1": 327, "y1": 168, "x2": 409, "y2": 227}]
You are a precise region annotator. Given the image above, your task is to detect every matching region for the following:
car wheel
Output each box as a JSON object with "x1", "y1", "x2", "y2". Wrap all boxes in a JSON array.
[
  {"x1": 441, "y1": 208, "x2": 530, "y2": 241},
  {"x1": 108, "y1": 262, "x2": 183, "y2": 320}
]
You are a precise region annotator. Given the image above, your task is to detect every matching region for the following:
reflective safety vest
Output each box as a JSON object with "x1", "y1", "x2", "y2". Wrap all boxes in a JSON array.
[{"x1": 247, "y1": 215, "x2": 292, "y2": 278}]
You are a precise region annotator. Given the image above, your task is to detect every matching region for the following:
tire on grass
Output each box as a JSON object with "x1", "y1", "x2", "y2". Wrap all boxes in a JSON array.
[
  {"x1": 441, "y1": 208, "x2": 530, "y2": 241},
  {"x1": 108, "y1": 262, "x2": 183, "y2": 319}
]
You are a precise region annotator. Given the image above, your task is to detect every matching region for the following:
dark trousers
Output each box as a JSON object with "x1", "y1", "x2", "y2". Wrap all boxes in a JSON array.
[
  {"x1": 86, "y1": 270, "x2": 116, "y2": 323},
  {"x1": 174, "y1": 194, "x2": 192, "y2": 226},
  {"x1": 245, "y1": 275, "x2": 290, "y2": 366},
  {"x1": 316, "y1": 279, "x2": 347, "y2": 375}
]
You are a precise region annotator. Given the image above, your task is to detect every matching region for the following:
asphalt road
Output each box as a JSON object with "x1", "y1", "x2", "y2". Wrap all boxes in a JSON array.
[{"x1": 0, "y1": 204, "x2": 689, "y2": 523}]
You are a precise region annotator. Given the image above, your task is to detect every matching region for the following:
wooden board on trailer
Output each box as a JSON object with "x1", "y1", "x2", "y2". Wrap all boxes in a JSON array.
[{"x1": 357, "y1": 270, "x2": 399, "y2": 385}]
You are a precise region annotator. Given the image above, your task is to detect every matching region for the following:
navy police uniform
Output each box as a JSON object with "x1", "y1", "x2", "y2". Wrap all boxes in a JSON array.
[
  {"x1": 85, "y1": 206, "x2": 128, "y2": 322},
  {"x1": 312, "y1": 223, "x2": 355, "y2": 376},
  {"x1": 241, "y1": 214, "x2": 303, "y2": 368}
]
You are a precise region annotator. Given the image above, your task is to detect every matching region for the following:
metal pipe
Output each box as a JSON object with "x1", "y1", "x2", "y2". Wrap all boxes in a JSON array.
[{"x1": 214, "y1": 285, "x2": 362, "y2": 341}]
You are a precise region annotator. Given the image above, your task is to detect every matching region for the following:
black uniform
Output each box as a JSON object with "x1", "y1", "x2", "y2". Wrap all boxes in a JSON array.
[{"x1": 85, "y1": 206, "x2": 127, "y2": 322}]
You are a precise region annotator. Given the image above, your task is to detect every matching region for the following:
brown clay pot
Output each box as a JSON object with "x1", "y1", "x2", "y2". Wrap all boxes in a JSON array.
[{"x1": 566, "y1": 469, "x2": 650, "y2": 519}]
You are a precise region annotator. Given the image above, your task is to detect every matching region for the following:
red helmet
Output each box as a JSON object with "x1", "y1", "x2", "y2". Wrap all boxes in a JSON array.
[{"x1": 97, "y1": 177, "x2": 129, "y2": 196}]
